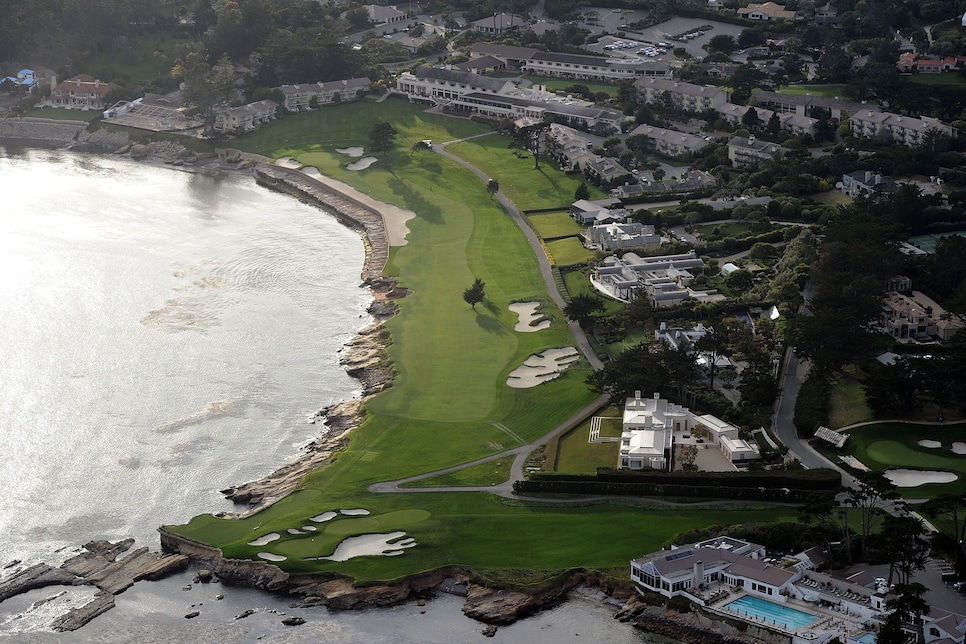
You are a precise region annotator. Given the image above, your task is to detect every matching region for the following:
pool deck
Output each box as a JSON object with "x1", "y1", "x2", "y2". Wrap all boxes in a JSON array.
[{"x1": 702, "y1": 583, "x2": 879, "y2": 643}]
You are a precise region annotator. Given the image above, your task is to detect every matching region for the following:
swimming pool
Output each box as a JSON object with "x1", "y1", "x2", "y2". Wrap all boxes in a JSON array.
[
  {"x1": 851, "y1": 634, "x2": 877, "y2": 644},
  {"x1": 724, "y1": 595, "x2": 818, "y2": 630}
]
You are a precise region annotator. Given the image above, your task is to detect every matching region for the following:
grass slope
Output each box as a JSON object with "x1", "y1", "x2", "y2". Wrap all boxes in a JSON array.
[{"x1": 168, "y1": 98, "x2": 804, "y2": 582}]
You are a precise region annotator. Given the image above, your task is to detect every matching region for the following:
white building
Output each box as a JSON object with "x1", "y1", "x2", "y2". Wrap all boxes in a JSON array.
[
  {"x1": 523, "y1": 51, "x2": 672, "y2": 82},
  {"x1": 619, "y1": 392, "x2": 758, "y2": 470},
  {"x1": 585, "y1": 223, "x2": 661, "y2": 251},
  {"x1": 850, "y1": 109, "x2": 954, "y2": 147},
  {"x1": 727, "y1": 135, "x2": 785, "y2": 167},
  {"x1": 635, "y1": 78, "x2": 731, "y2": 112},
  {"x1": 278, "y1": 78, "x2": 371, "y2": 111},
  {"x1": 593, "y1": 251, "x2": 722, "y2": 305},
  {"x1": 630, "y1": 536, "x2": 795, "y2": 602},
  {"x1": 212, "y1": 99, "x2": 278, "y2": 133},
  {"x1": 628, "y1": 123, "x2": 710, "y2": 158}
]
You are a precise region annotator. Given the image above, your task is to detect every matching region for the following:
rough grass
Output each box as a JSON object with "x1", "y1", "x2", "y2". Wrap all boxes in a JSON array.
[{"x1": 828, "y1": 369, "x2": 873, "y2": 429}]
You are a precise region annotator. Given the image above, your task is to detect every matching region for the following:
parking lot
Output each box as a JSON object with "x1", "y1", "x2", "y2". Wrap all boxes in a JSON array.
[{"x1": 628, "y1": 17, "x2": 746, "y2": 60}]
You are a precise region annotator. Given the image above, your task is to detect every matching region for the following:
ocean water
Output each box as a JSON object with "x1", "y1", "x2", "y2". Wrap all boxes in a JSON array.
[{"x1": 0, "y1": 147, "x2": 661, "y2": 643}]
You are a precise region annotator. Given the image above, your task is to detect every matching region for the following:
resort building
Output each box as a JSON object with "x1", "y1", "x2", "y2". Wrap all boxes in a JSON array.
[
  {"x1": 468, "y1": 44, "x2": 538, "y2": 70},
  {"x1": 278, "y1": 78, "x2": 371, "y2": 111},
  {"x1": 628, "y1": 124, "x2": 710, "y2": 158},
  {"x1": 635, "y1": 78, "x2": 731, "y2": 113},
  {"x1": 395, "y1": 67, "x2": 515, "y2": 103},
  {"x1": 737, "y1": 2, "x2": 797, "y2": 20},
  {"x1": 750, "y1": 89, "x2": 874, "y2": 122},
  {"x1": 547, "y1": 123, "x2": 595, "y2": 171},
  {"x1": 522, "y1": 51, "x2": 672, "y2": 82},
  {"x1": 619, "y1": 391, "x2": 759, "y2": 471},
  {"x1": 470, "y1": 12, "x2": 526, "y2": 34},
  {"x1": 363, "y1": 4, "x2": 406, "y2": 24},
  {"x1": 849, "y1": 109, "x2": 954, "y2": 147},
  {"x1": 655, "y1": 322, "x2": 710, "y2": 352},
  {"x1": 50, "y1": 74, "x2": 119, "y2": 110},
  {"x1": 585, "y1": 156, "x2": 634, "y2": 186},
  {"x1": 727, "y1": 135, "x2": 785, "y2": 167},
  {"x1": 212, "y1": 99, "x2": 278, "y2": 133},
  {"x1": 1, "y1": 69, "x2": 38, "y2": 91},
  {"x1": 631, "y1": 536, "x2": 790, "y2": 600}
]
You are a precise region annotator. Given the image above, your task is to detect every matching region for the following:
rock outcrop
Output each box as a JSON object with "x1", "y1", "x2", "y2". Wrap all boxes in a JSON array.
[{"x1": 0, "y1": 540, "x2": 189, "y2": 632}]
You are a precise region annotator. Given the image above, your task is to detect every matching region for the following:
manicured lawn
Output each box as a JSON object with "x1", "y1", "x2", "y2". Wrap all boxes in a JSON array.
[
  {"x1": 555, "y1": 411, "x2": 623, "y2": 474},
  {"x1": 167, "y1": 98, "x2": 810, "y2": 583},
  {"x1": 447, "y1": 135, "x2": 605, "y2": 210},
  {"x1": 908, "y1": 74, "x2": 966, "y2": 87},
  {"x1": 24, "y1": 108, "x2": 95, "y2": 121},
  {"x1": 546, "y1": 237, "x2": 594, "y2": 267},
  {"x1": 562, "y1": 268, "x2": 625, "y2": 316},
  {"x1": 527, "y1": 210, "x2": 584, "y2": 239},
  {"x1": 400, "y1": 456, "x2": 515, "y2": 487},
  {"x1": 691, "y1": 221, "x2": 758, "y2": 239},
  {"x1": 778, "y1": 84, "x2": 848, "y2": 98},
  {"x1": 838, "y1": 422, "x2": 966, "y2": 499}
]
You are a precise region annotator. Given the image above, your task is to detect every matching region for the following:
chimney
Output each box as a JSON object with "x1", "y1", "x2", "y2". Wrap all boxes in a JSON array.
[
  {"x1": 654, "y1": 392, "x2": 660, "y2": 400},
  {"x1": 748, "y1": 134, "x2": 755, "y2": 143},
  {"x1": 635, "y1": 390, "x2": 641, "y2": 401},
  {"x1": 693, "y1": 561, "x2": 705, "y2": 588},
  {"x1": 660, "y1": 322, "x2": 667, "y2": 332}
]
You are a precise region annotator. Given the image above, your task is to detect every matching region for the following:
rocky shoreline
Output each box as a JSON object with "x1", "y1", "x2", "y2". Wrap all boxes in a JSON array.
[{"x1": 0, "y1": 127, "x2": 780, "y2": 642}]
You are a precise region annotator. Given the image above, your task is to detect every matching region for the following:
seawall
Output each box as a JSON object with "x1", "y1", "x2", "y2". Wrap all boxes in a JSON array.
[{"x1": 0, "y1": 117, "x2": 87, "y2": 143}]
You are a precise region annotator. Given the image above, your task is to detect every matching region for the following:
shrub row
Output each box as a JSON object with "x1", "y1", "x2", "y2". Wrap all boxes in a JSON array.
[
  {"x1": 793, "y1": 374, "x2": 830, "y2": 438},
  {"x1": 513, "y1": 479, "x2": 817, "y2": 501},
  {"x1": 533, "y1": 467, "x2": 840, "y2": 490}
]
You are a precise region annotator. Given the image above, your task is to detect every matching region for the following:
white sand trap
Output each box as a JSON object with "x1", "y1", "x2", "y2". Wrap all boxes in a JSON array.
[
  {"x1": 298, "y1": 167, "x2": 415, "y2": 247},
  {"x1": 302, "y1": 525, "x2": 317, "y2": 532},
  {"x1": 274, "y1": 156, "x2": 302, "y2": 169},
  {"x1": 510, "y1": 302, "x2": 550, "y2": 332},
  {"x1": 336, "y1": 147, "x2": 365, "y2": 158},
  {"x1": 258, "y1": 552, "x2": 287, "y2": 562},
  {"x1": 506, "y1": 347, "x2": 580, "y2": 388},
  {"x1": 918, "y1": 439, "x2": 942, "y2": 449},
  {"x1": 346, "y1": 157, "x2": 378, "y2": 171},
  {"x1": 247, "y1": 533, "x2": 280, "y2": 547},
  {"x1": 309, "y1": 532, "x2": 416, "y2": 562},
  {"x1": 309, "y1": 511, "x2": 337, "y2": 523},
  {"x1": 287, "y1": 528, "x2": 305, "y2": 535},
  {"x1": 340, "y1": 508, "x2": 370, "y2": 516},
  {"x1": 885, "y1": 469, "x2": 958, "y2": 487},
  {"x1": 953, "y1": 443, "x2": 966, "y2": 454}
]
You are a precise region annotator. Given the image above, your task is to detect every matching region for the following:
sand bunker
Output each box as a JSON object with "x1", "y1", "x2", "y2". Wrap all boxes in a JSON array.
[
  {"x1": 336, "y1": 147, "x2": 365, "y2": 158},
  {"x1": 340, "y1": 508, "x2": 370, "y2": 516},
  {"x1": 302, "y1": 525, "x2": 317, "y2": 532},
  {"x1": 346, "y1": 157, "x2": 378, "y2": 171},
  {"x1": 258, "y1": 552, "x2": 287, "y2": 562},
  {"x1": 309, "y1": 511, "x2": 337, "y2": 523},
  {"x1": 247, "y1": 533, "x2": 281, "y2": 547},
  {"x1": 509, "y1": 302, "x2": 551, "y2": 332},
  {"x1": 954, "y1": 443, "x2": 966, "y2": 454},
  {"x1": 506, "y1": 347, "x2": 580, "y2": 388},
  {"x1": 885, "y1": 469, "x2": 958, "y2": 487},
  {"x1": 287, "y1": 528, "x2": 305, "y2": 535},
  {"x1": 918, "y1": 439, "x2": 942, "y2": 449},
  {"x1": 298, "y1": 167, "x2": 415, "y2": 247},
  {"x1": 308, "y1": 532, "x2": 416, "y2": 562},
  {"x1": 274, "y1": 156, "x2": 302, "y2": 169}
]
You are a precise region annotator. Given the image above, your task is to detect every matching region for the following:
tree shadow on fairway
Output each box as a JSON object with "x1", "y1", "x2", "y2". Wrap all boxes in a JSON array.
[
  {"x1": 387, "y1": 176, "x2": 443, "y2": 224},
  {"x1": 475, "y1": 311, "x2": 506, "y2": 335},
  {"x1": 419, "y1": 160, "x2": 443, "y2": 174}
]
